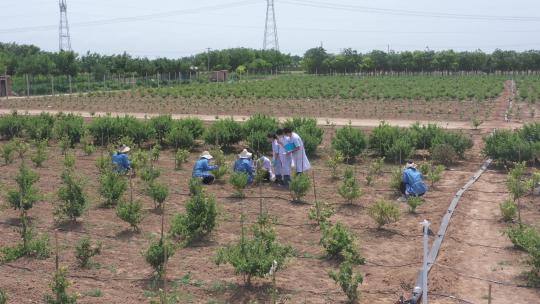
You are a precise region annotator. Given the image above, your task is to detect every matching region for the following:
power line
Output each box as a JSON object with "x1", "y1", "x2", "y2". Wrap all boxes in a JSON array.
[
  {"x1": 280, "y1": 0, "x2": 540, "y2": 22},
  {"x1": 0, "y1": 0, "x2": 257, "y2": 34}
]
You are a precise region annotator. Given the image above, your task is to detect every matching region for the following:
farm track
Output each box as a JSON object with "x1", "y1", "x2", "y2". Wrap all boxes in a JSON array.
[{"x1": 0, "y1": 108, "x2": 523, "y2": 130}]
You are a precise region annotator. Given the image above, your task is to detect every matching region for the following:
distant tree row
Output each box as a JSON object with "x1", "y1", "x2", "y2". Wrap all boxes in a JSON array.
[
  {"x1": 303, "y1": 47, "x2": 540, "y2": 74},
  {"x1": 2, "y1": 42, "x2": 540, "y2": 78}
]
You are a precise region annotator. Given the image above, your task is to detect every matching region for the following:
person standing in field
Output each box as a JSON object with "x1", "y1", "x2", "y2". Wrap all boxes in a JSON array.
[
  {"x1": 192, "y1": 151, "x2": 219, "y2": 185},
  {"x1": 283, "y1": 128, "x2": 311, "y2": 174},
  {"x1": 267, "y1": 132, "x2": 283, "y2": 185},
  {"x1": 112, "y1": 145, "x2": 132, "y2": 174},
  {"x1": 276, "y1": 129, "x2": 292, "y2": 187}
]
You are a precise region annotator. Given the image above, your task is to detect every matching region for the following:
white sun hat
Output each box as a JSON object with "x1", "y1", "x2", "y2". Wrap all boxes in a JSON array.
[
  {"x1": 405, "y1": 160, "x2": 417, "y2": 169},
  {"x1": 238, "y1": 149, "x2": 253, "y2": 159},
  {"x1": 118, "y1": 145, "x2": 131, "y2": 153},
  {"x1": 200, "y1": 151, "x2": 213, "y2": 160}
]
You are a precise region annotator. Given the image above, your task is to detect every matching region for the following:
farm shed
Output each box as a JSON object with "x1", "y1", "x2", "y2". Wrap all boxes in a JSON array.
[
  {"x1": 0, "y1": 75, "x2": 12, "y2": 97},
  {"x1": 209, "y1": 70, "x2": 228, "y2": 82}
]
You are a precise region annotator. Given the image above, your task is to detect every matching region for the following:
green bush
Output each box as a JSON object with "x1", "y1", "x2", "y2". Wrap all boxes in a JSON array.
[
  {"x1": 165, "y1": 126, "x2": 194, "y2": 150},
  {"x1": 214, "y1": 214, "x2": 293, "y2": 286},
  {"x1": 29, "y1": 140, "x2": 47, "y2": 167},
  {"x1": 500, "y1": 199, "x2": 517, "y2": 222},
  {"x1": 327, "y1": 150, "x2": 344, "y2": 179},
  {"x1": 0, "y1": 288, "x2": 7, "y2": 304},
  {"x1": 75, "y1": 236, "x2": 102, "y2": 268},
  {"x1": 432, "y1": 131, "x2": 473, "y2": 158},
  {"x1": 408, "y1": 123, "x2": 443, "y2": 150},
  {"x1": 365, "y1": 157, "x2": 385, "y2": 186},
  {"x1": 320, "y1": 222, "x2": 365, "y2": 265},
  {"x1": 88, "y1": 115, "x2": 125, "y2": 146},
  {"x1": 368, "y1": 200, "x2": 400, "y2": 229},
  {"x1": 150, "y1": 115, "x2": 173, "y2": 145},
  {"x1": 209, "y1": 148, "x2": 229, "y2": 181},
  {"x1": 169, "y1": 193, "x2": 217, "y2": 245},
  {"x1": 7, "y1": 163, "x2": 40, "y2": 211},
  {"x1": 407, "y1": 196, "x2": 423, "y2": 213},
  {"x1": 44, "y1": 267, "x2": 77, "y2": 304},
  {"x1": 308, "y1": 200, "x2": 335, "y2": 226},
  {"x1": 124, "y1": 117, "x2": 154, "y2": 146},
  {"x1": 369, "y1": 122, "x2": 403, "y2": 157},
  {"x1": 483, "y1": 129, "x2": 534, "y2": 163},
  {"x1": 53, "y1": 113, "x2": 85, "y2": 146},
  {"x1": 425, "y1": 164, "x2": 445, "y2": 187},
  {"x1": 0, "y1": 231, "x2": 50, "y2": 263},
  {"x1": 229, "y1": 172, "x2": 249, "y2": 198},
  {"x1": 188, "y1": 177, "x2": 204, "y2": 196},
  {"x1": 387, "y1": 137, "x2": 414, "y2": 164},
  {"x1": 506, "y1": 225, "x2": 540, "y2": 251},
  {"x1": 332, "y1": 125, "x2": 366, "y2": 161},
  {"x1": 389, "y1": 167, "x2": 403, "y2": 195},
  {"x1": 204, "y1": 118, "x2": 243, "y2": 148},
  {"x1": 116, "y1": 200, "x2": 145, "y2": 232},
  {"x1": 174, "y1": 149, "x2": 189, "y2": 170},
  {"x1": 176, "y1": 118, "x2": 205, "y2": 139},
  {"x1": 282, "y1": 117, "x2": 323, "y2": 156},
  {"x1": 338, "y1": 168, "x2": 362, "y2": 204},
  {"x1": 430, "y1": 144, "x2": 457, "y2": 166},
  {"x1": 1, "y1": 141, "x2": 15, "y2": 165},
  {"x1": 243, "y1": 114, "x2": 279, "y2": 153},
  {"x1": 144, "y1": 238, "x2": 176, "y2": 278},
  {"x1": 147, "y1": 182, "x2": 168, "y2": 209},
  {"x1": 99, "y1": 171, "x2": 127, "y2": 207},
  {"x1": 289, "y1": 174, "x2": 311, "y2": 203},
  {"x1": 329, "y1": 260, "x2": 363, "y2": 304},
  {"x1": 246, "y1": 131, "x2": 271, "y2": 155},
  {"x1": 139, "y1": 166, "x2": 160, "y2": 183},
  {"x1": 26, "y1": 113, "x2": 55, "y2": 141},
  {"x1": 0, "y1": 111, "x2": 25, "y2": 139},
  {"x1": 55, "y1": 171, "x2": 87, "y2": 223}
]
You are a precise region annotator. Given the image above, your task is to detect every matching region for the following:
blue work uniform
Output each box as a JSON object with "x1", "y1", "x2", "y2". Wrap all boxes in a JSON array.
[
  {"x1": 402, "y1": 168, "x2": 427, "y2": 196},
  {"x1": 192, "y1": 158, "x2": 217, "y2": 178},
  {"x1": 234, "y1": 158, "x2": 255, "y2": 184},
  {"x1": 112, "y1": 153, "x2": 131, "y2": 173}
]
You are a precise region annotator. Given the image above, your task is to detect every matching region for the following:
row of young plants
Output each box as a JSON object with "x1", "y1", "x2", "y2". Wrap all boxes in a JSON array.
[
  {"x1": 142, "y1": 75, "x2": 504, "y2": 101},
  {"x1": 483, "y1": 122, "x2": 540, "y2": 163},
  {"x1": 516, "y1": 76, "x2": 540, "y2": 103},
  {"x1": 499, "y1": 162, "x2": 540, "y2": 286}
]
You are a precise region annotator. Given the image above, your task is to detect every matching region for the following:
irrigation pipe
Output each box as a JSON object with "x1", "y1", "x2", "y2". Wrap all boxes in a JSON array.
[{"x1": 408, "y1": 157, "x2": 493, "y2": 303}]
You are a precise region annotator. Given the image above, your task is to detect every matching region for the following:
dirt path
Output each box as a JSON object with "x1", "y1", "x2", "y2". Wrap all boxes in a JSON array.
[{"x1": 0, "y1": 109, "x2": 523, "y2": 130}]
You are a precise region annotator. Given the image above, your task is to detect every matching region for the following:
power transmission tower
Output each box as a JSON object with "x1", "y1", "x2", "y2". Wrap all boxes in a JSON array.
[
  {"x1": 263, "y1": 0, "x2": 279, "y2": 51},
  {"x1": 59, "y1": 0, "x2": 72, "y2": 51}
]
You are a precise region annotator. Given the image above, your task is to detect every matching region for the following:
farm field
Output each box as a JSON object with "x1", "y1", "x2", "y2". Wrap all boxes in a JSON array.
[
  {"x1": 0, "y1": 75, "x2": 539, "y2": 304},
  {"x1": 0, "y1": 75, "x2": 514, "y2": 122}
]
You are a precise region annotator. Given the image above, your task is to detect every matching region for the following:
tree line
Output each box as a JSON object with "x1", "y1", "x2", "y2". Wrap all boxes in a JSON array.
[{"x1": 2, "y1": 42, "x2": 540, "y2": 78}]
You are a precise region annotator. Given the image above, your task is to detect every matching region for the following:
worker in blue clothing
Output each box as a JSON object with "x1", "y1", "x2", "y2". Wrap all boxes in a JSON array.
[
  {"x1": 192, "y1": 151, "x2": 219, "y2": 185},
  {"x1": 399, "y1": 160, "x2": 428, "y2": 201},
  {"x1": 112, "y1": 145, "x2": 132, "y2": 174},
  {"x1": 233, "y1": 149, "x2": 255, "y2": 184}
]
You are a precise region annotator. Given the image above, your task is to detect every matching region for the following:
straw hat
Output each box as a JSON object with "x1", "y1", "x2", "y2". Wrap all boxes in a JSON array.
[
  {"x1": 238, "y1": 149, "x2": 252, "y2": 159},
  {"x1": 405, "y1": 160, "x2": 417, "y2": 169},
  {"x1": 200, "y1": 151, "x2": 213, "y2": 160},
  {"x1": 118, "y1": 145, "x2": 131, "y2": 153}
]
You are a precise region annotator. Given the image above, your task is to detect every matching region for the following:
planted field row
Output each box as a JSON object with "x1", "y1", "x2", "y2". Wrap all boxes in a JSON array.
[
  {"x1": 516, "y1": 76, "x2": 540, "y2": 103},
  {"x1": 137, "y1": 75, "x2": 505, "y2": 101}
]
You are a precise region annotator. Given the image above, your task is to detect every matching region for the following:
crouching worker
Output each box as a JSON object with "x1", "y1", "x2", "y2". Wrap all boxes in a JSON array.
[
  {"x1": 234, "y1": 149, "x2": 255, "y2": 184},
  {"x1": 257, "y1": 155, "x2": 276, "y2": 182},
  {"x1": 112, "y1": 145, "x2": 132, "y2": 174},
  {"x1": 192, "y1": 151, "x2": 218, "y2": 185},
  {"x1": 399, "y1": 160, "x2": 427, "y2": 201}
]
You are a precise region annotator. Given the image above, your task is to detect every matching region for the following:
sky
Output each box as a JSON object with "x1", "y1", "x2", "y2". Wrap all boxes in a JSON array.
[{"x1": 1, "y1": 0, "x2": 540, "y2": 58}]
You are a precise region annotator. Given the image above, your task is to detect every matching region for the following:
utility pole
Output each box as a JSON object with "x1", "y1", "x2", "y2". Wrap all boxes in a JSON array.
[
  {"x1": 206, "y1": 48, "x2": 211, "y2": 72},
  {"x1": 58, "y1": 0, "x2": 72, "y2": 51},
  {"x1": 263, "y1": 0, "x2": 279, "y2": 51}
]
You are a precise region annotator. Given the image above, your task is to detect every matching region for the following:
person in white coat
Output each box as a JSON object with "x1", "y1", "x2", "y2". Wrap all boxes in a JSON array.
[
  {"x1": 267, "y1": 132, "x2": 283, "y2": 185},
  {"x1": 276, "y1": 129, "x2": 292, "y2": 186},
  {"x1": 283, "y1": 127, "x2": 311, "y2": 174}
]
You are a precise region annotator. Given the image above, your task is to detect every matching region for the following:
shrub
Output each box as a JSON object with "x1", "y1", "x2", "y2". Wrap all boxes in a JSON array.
[
  {"x1": 432, "y1": 131, "x2": 473, "y2": 158},
  {"x1": 408, "y1": 123, "x2": 443, "y2": 150},
  {"x1": 243, "y1": 114, "x2": 279, "y2": 153},
  {"x1": 88, "y1": 115, "x2": 124, "y2": 146},
  {"x1": 1, "y1": 141, "x2": 15, "y2": 165},
  {"x1": 407, "y1": 196, "x2": 423, "y2": 213},
  {"x1": 7, "y1": 163, "x2": 40, "y2": 212},
  {"x1": 204, "y1": 118, "x2": 243, "y2": 148},
  {"x1": 176, "y1": 118, "x2": 205, "y2": 139},
  {"x1": 283, "y1": 117, "x2": 323, "y2": 156},
  {"x1": 144, "y1": 238, "x2": 175, "y2": 278},
  {"x1": 209, "y1": 148, "x2": 229, "y2": 181},
  {"x1": 44, "y1": 267, "x2": 77, "y2": 304},
  {"x1": 308, "y1": 200, "x2": 335, "y2": 227},
  {"x1": 332, "y1": 125, "x2": 366, "y2": 161},
  {"x1": 165, "y1": 126, "x2": 194, "y2": 150},
  {"x1": 13, "y1": 138, "x2": 29, "y2": 159},
  {"x1": 139, "y1": 166, "x2": 160, "y2": 183},
  {"x1": 124, "y1": 117, "x2": 154, "y2": 146},
  {"x1": 147, "y1": 182, "x2": 168, "y2": 210},
  {"x1": 327, "y1": 150, "x2": 344, "y2": 179},
  {"x1": 130, "y1": 150, "x2": 149, "y2": 170},
  {"x1": 214, "y1": 214, "x2": 293, "y2": 286},
  {"x1": 506, "y1": 225, "x2": 540, "y2": 251},
  {"x1": 53, "y1": 113, "x2": 85, "y2": 146},
  {"x1": 520, "y1": 122, "x2": 540, "y2": 143},
  {"x1": 229, "y1": 172, "x2": 249, "y2": 198},
  {"x1": 0, "y1": 288, "x2": 6, "y2": 304},
  {"x1": 55, "y1": 172, "x2": 87, "y2": 223},
  {"x1": 289, "y1": 174, "x2": 311, "y2": 203},
  {"x1": 81, "y1": 133, "x2": 96, "y2": 156},
  {"x1": 174, "y1": 149, "x2": 189, "y2": 170},
  {"x1": 116, "y1": 200, "x2": 144, "y2": 232},
  {"x1": 320, "y1": 222, "x2": 364, "y2": 265},
  {"x1": 246, "y1": 131, "x2": 270, "y2": 155},
  {"x1": 425, "y1": 164, "x2": 445, "y2": 187},
  {"x1": 150, "y1": 115, "x2": 173, "y2": 145},
  {"x1": 75, "y1": 236, "x2": 102, "y2": 268},
  {"x1": 95, "y1": 153, "x2": 112, "y2": 173},
  {"x1": 365, "y1": 157, "x2": 385, "y2": 186},
  {"x1": 188, "y1": 177, "x2": 204, "y2": 196},
  {"x1": 329, "y1": 260, "x2": 363, "y2": 304},
  {"x1": 389, "y1": 167, "x2": 403, "y2": 195},
  {"x1": 151, "y1": 144, "x2": 161, "y2": 161},
  {"x1": 31, "y1": 141, "x2": 48, "y2": 167},
  {"x1": 26, "y1": 113, "x2": 55, "y2": 141},
  {"x1": 63, "y1": 152, "x2": 76, "y2": 170},
  {"x1": 430, "y1": 144, "x2": 457, "y2": 166},
  {"x1": 483, "y1": 130, "x2": 534, "y2": 163},
  {"x1": 338, "y1": 168, "x2": 362, "y2": 205},
  {"x1": 0, "y1": 231, "x2": 50, "y2": 263},
  {"x1": 368, "y1": 200, "x2": 400, "y2": 229},
  {"x1": 387, "y1": 137, "x2": 414, "y2": 164},
  {"x1": 500, "y1": 199, "x2": 517, "y2": 222},
  {"x1": 169, "y1": 192, "x2": 217, "y2": 245},
  {"x1": 99, "y1": 171, "x2": 127, "y2": 207},
  {"x1": 0, "y1": 111, "x2": 25, "y2": 139},
  {"x1": 369, "y1": 122, "x2": 402, "y2": 157}
]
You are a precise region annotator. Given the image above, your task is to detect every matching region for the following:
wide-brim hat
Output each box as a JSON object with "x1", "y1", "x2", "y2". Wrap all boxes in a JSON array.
[
  {"x1": 238, "y1": 149, "x2": 252, "y2": 159},
  {"x1": 405, "y1": 161, "x2": 417, "y2": 169},
  {"x1": 118, "y1": 145, "x2": 131, "y2": 153},
  {"x1": 200, "y1": 151, "x2": 213, "y2": 159}
]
